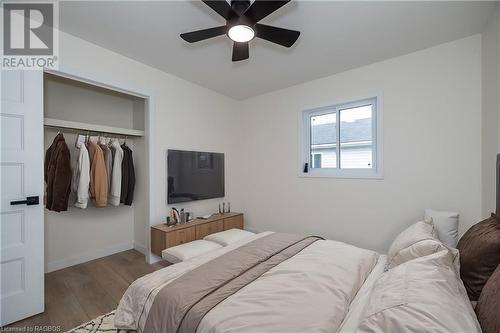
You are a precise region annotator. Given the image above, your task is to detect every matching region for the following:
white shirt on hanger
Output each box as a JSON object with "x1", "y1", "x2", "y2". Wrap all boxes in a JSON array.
[
  {"x1": 73, "y1": 138, "x2": 90, "y2": 209},
  {"x1": 109, "y1": 138, "x2": 124, "y2": 206}
]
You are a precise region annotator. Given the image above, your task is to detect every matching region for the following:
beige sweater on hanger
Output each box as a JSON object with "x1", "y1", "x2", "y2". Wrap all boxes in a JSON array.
[{"x1": 88, "y1": 141, "x2": 108, "y2": 207}]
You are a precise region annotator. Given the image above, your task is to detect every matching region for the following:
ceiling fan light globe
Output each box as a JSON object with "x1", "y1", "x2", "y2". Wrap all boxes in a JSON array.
[{"x1": 228, "y1": 25, "x2": 255, "y2": 43}]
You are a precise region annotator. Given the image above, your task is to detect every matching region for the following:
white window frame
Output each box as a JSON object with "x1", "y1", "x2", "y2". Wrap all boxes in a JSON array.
[{"x1": 299, "y1": 96, "x2": 383, "y2": 179}]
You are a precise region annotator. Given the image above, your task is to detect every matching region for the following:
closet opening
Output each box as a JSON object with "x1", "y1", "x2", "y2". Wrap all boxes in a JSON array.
[{"x1": 43, "y1": 71, "x2": 149, "y2": 273}]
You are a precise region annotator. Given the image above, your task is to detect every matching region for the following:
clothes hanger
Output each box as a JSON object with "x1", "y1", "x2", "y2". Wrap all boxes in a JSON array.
[
  {"x1": 75, "y1": 131, "x2": 81, "y2": 148},
  {"x1": 100, "y1": 133, "x2": 108, "y2": 145}
]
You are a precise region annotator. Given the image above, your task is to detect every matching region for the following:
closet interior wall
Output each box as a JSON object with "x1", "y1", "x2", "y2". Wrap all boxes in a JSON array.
[{"x1": 43, "y1": 73, "x2": 147, "y2": 272}]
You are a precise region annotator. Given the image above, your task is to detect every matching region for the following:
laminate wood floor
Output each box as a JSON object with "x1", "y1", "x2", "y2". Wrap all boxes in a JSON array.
[{"x1": 6, "y1": 249, "x2": 168, "y2": 332}]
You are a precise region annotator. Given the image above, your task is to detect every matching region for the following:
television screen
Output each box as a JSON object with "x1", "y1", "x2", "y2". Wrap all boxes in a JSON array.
[{"x1": 167, "y1": 149, "x2": 225, "y2": 204}]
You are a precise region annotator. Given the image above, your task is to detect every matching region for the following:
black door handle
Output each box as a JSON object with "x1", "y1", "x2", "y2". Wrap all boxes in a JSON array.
[{"x1": 10, "y1": 196, "x2": 39, "y2": 206}]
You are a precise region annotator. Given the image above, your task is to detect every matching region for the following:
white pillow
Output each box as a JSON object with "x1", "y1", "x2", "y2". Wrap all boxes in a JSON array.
[
  {"x1": 203, "y1": 228, "x2": 255, "y2": 246},
  {"x1": 161, "y1": 240, "x2": 222, "y2": 264},
  {"x1": 424, "y1": 209, "x2": 459, "y2": 247},
  {"x1": 387, "y1": 220, "x2": 447, "y2": 268}
]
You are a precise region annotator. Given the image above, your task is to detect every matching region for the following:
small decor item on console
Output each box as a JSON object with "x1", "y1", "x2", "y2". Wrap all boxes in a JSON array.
[
  {"x1": 180, "y1": 209, "x2": 187, "y2": 224},
  {"x1": 166, "y1": 216, "x2": 177, "y2": 227},
  {"x1": 218, "y1": 202, "x2": 231, "y2": 214},
  {"x1": 170, "y1": 208, "x2": 181, "y2": 224}
]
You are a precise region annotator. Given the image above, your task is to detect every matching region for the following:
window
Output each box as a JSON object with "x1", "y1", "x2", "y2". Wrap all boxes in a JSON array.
[{"x1": 300, "y1": 97, "x2": 382, "y2": 178}]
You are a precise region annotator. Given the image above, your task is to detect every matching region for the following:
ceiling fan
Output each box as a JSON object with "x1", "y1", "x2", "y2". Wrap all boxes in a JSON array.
[{"x1": 180, "y1": 0, "x2": 300, "y2": 62}]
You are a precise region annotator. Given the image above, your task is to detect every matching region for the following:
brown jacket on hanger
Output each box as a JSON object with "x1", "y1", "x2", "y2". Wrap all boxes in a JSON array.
[
  {"x1": 45, "y1": 133, "x2": 72, "y2": 212},
  {"x1": 88, "y1": 141, "x2": 108, "y2": 207}
]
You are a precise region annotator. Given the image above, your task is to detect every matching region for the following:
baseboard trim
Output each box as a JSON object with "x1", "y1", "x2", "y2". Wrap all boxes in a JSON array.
[
  {"x1": 149, "y1": 253, "x2": 162, "y2": 264},
  {"x1": 133, "y1": 243, "x2": 147, "y2": 255},
  {"x1": 45, "y1": 242, "x2": 134, "y2": 273}
]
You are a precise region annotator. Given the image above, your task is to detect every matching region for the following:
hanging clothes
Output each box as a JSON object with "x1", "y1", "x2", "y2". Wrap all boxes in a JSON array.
[
  {"x1": 109, "y1": 139, "x2": 123, "y2": 206},
  {"x1": 120, "y1": 143, "x2": 135, "y2": 206},
  {"x1": 45, "y1": 133, "x2": 72, "y2": 212},
  {"x1": 72, "y1": 138, "x2": 90, "y2": 209},
  {"x1": 99, "y1": 142, "x2": 113, "y2": 191},
  {"x1": 87, "y1": 139, "x2": 108, "y2": 207}
]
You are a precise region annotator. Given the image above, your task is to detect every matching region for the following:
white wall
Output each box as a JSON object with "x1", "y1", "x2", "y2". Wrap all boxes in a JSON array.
[
  {"x1": 482, "y1": 7, "x2": 500, "y2": 216},
  {"x1": 235, "y1": 36, "x2": 482, "y2": 253},
  {"x1": 52, "y1": 28, "x2": 488, "y2": 262},
  {"x1": 49, "y1": 30, "x2": 238, "y2": 266}
]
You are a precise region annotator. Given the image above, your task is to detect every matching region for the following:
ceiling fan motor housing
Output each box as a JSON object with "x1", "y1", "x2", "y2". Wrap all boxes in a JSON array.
[
  {"x1": 231, "y1": 0, "x2": 251, "y2": 16},
  {"x1": 227, "y1": 15, "x2": 255, "y2": 30}
]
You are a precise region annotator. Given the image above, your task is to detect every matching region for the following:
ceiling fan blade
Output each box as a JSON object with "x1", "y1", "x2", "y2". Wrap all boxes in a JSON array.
[
  {"x1": 202, "y1": 0, "x2": 235, "y2": 20},
  {"x1": 232, "y1": 42, "x2": 249, "y2": 61},
  {"x1": 244, "y1": 0, "x2": 290, "y2": 22},
  {"x1": 255, "y1": 23, "x2": 300, "y2": 47},
  {"x1": 180, "y1": 26, "x2": 227, "y2": 43}
]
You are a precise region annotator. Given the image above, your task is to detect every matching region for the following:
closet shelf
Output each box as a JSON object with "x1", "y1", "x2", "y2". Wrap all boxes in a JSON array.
[{"x1": 44, "y1": 118, "x2": 145, "y2": 137}]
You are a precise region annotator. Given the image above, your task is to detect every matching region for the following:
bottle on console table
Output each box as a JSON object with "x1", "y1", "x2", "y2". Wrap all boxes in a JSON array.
[{"x1": 180, "y1": 209, "x2": 186, "y2": 224}]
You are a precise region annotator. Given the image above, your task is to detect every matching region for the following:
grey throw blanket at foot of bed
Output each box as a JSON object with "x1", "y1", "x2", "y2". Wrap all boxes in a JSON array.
[{"x1": 143, "y1": 233, "x2": 322, "y2": 333}]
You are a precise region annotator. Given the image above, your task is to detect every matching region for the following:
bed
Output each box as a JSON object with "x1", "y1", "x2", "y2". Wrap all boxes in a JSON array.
[{"x1": 114, "y1": 223, "x2": 484, "y2": 333}]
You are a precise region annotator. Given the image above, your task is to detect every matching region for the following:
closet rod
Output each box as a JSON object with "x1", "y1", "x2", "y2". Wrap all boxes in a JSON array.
[{"x1": 44, "y1": 118, "x2": 145, "y2": 137}]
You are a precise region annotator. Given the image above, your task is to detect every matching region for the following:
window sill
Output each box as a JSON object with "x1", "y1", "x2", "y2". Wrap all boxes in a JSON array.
[{"x1": 298, "y1": 169, "x2": 384, "y2": 180}]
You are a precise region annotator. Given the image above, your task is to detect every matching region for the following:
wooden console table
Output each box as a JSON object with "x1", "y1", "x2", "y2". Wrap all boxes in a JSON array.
[{"x1": 151, "y1": 212, "x2": 244, "y2": 256}]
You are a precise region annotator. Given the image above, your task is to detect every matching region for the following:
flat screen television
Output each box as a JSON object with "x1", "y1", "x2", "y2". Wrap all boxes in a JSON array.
[{"x1": 167, "y1": 149, "x2": 225, "y2": 204}]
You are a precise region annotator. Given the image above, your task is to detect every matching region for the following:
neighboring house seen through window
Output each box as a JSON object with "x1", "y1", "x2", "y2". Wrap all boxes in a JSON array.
[
  {"x1": 301, "y1": 97, "x2": 382, "y2": 178},
  {"x1": 312, "y1": 153, "x2": 322, "y2": 168}
]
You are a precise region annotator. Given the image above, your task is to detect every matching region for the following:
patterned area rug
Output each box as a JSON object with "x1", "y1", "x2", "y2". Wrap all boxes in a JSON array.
[{"x1": 66, "y1": 311, "x2": 123, "y2": 333}]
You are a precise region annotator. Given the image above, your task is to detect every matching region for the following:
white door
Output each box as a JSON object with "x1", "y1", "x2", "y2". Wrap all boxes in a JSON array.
[{"x1": 1, "y1": 70, "x2": 44, "y2": 325}]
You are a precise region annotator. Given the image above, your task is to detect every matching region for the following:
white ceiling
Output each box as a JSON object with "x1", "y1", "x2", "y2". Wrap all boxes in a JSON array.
[{"x1": 59, "y1": 1, "x2": 497, "y2": 100}]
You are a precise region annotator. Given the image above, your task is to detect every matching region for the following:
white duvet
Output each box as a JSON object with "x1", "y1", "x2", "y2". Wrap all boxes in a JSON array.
[
  {"x1": 115, "y1": 232, "x2": 379, "y2": 333},
  {"x1": 357, "y1": 249, "x2": 482, "y2": 333},
  {"x1": 115, "y1": 232, "x2": 480, "y2": 333}
]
